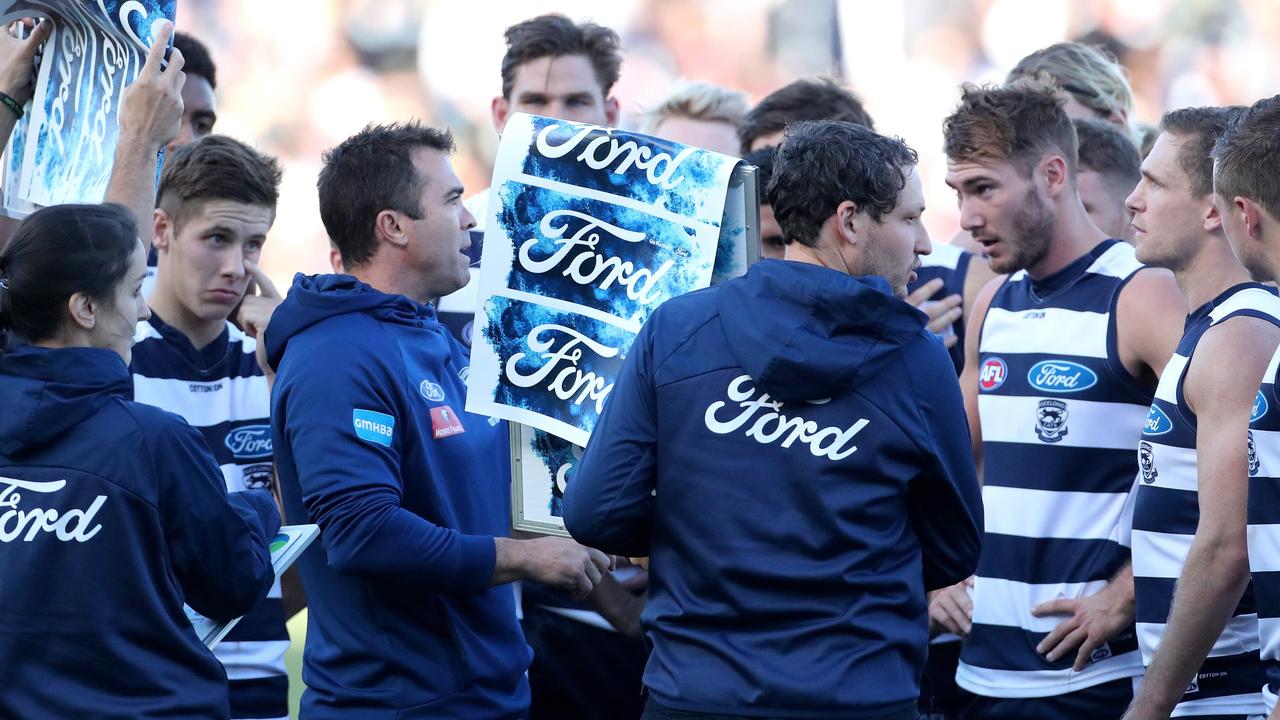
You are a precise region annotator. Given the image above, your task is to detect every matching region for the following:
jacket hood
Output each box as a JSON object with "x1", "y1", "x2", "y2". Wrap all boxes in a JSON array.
[
  {"x1": 0, "y1": 345, "x2": 132, "y2": 455},
  {"x1": 264, "y1": 274, "x2": 435, "y2": 371},
  {"x1": 717, "y1": 260, "x2": 928, "y2": 402}
]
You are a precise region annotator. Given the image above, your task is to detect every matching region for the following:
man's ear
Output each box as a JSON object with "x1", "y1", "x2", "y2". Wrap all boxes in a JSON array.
[
  {"x1": 1203, "y1": 197, "x2": 1223, "y2": 234},
  {"x1": 604, "y1": 95, "x2": 621, "y2": 127},
  {"x1": 834, "y1": 200, "x2": 862, "y2": 247},
  {"x1": 374, "y1": 209, "x2": 410, "y2": 249},
  {"x1": 66, "y1": 292, "x2": 97, "y2": 332},
  {"x1": 491, "y1": 95, "x2": 511, "y2": 134},
  {"x1": 153, "y1": 207, "x2": 174, "y2": 253},
  {"x1": 1238, "y1": 196, "x2": 1266, "y2": 240},
  {"x1": 1041, "y1": 154, "x2": 1070, "y2": 198}
]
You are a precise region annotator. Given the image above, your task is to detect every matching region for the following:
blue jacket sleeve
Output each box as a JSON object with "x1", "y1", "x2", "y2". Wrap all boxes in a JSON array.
[
  {"x1": 148, "y1": 413, "x2": 280, "y2": 623},
  {"x1": 563, "y1": 318, "x2": 658, "y2": 557},
  {"x1": 904, "y1": 338, "x2": 984, "y2": 591},
  {"x1": 276, "y1": 334, "x2": 495, "y2": 593}
]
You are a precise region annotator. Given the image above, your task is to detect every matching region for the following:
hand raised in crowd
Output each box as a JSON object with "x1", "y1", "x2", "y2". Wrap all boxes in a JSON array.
[
  {"x1": 237, "y1": 259, "x2": 282, "y2": 379},
  {"x1": 906, "y1": 277, "x2": 963, "y2": 348},
  {"x1": 0, "y1": 18, "x2": 50, "y2": 105},
  {"x1": 927, "y1": 576, "x2": 973, "y2": 638},
  {"x1": 117, "y1": 20, "x2": 185, "y2": 152}
]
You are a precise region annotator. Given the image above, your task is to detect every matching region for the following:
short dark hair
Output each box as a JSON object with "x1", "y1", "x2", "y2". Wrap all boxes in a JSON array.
[
  {"x1": 500, "y1": 15, "x2": 622, "y2": 99},
  {"x1": 1212, "y1": 95, "x2": 1280, "y2": 219},
  {"x1": 739, "y1": 78, "x2": 874, "y2": 154},
  {"x1": 1073, "y1": 117, "x2": 1140, "y2": 194},
  {"x1": 0, "y1": 204, "x2": 137, "y2": 347},
  {"x1": 1158, "y1": 106, "x2": 1245, "y2": 197},
  {"x1": 318, "y1": 121, "x2": 455, "y2": 268},
  {"x1": 157, "y1": 135, "x2": 282, "y2": 231},
  {"x1": 769, "y1": 121, "x2": 918, "y2": 248},
  {"x1": 943, "y1": 79, "x2": 1079, "y2": 177},
  {"x1": 173, "y1": 31, "x2": 216, "y2": 89},
  {"x1": 743, "y1": 147, "x2": 776, "y2": 204}
]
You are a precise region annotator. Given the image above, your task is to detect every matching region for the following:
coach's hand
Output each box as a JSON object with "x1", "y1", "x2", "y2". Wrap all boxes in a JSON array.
[
  {"x1": 906, "y1": 278, "x2": 963, "y2": 348},
  {"x1": 927, "y1": 577, "x2": 973, "y2": 637},
  {"x1": 117, "y1": 20, "x2": 184, "y2": 152},
  {"x1": 1032, "y1": 568, "x2": 1135, "y2": 671},
  {"x1": 496, "y1": 536, "x2": 613, "y2": 600}
]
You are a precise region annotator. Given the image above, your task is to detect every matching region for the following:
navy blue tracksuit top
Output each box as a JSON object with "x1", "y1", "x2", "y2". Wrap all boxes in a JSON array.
[
  {"x1": 564, "y1": 260, "x2": 984, "y2": 718},
  {"x1": 265, "y1": 274, "x2": 528, "y2": 719},
  {"x1": 0, "y1": 345, "x2": 279, "y2": 719}
]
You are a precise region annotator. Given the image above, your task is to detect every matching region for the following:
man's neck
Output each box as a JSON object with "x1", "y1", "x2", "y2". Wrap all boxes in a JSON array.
[
  {"x1": 346, "y1": 262, "x2": 431, "y2": 305},
  {"x1": 1174, "y1": 236, "x2": 1254, "y2": 311},
  {"x1": 1026, "y1": 200, "x2": 1110, "y2": 281},
  {"x1": 783, "y1": 238, "x2": 849, "y2": 274},
  {"x1": 147, "y1": 283, "x2": 225, "y2": 350}
]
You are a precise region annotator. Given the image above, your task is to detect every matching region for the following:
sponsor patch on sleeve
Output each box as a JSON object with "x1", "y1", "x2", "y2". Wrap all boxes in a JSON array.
[{"x1": 352, "y1": 409, "x2": 396, "y2": 447}]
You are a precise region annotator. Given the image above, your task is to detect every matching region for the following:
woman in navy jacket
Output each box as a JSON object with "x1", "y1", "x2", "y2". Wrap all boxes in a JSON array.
[{"x1": 0, "y1": 204, "x2": 280, "y2": 719}]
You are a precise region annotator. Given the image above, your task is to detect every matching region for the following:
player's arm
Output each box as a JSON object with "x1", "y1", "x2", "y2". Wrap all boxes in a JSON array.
[
  {"x1": 1116, "y1": 267, "x2": 1189, "y2": 383},
  {"x1": 961, "y1": 254, "x2": 998, "y2": 328},
  {"x1": 1124, "y1": 318, "x2": 1280, "y2": 720},
  {"x1": 959, "y1": 274, "x2": 1004, "y2": 465}
]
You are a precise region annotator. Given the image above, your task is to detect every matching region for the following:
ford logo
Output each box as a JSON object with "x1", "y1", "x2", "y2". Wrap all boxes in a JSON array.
[
  {"x1": 1253, "y1": 391, "x2": 1269, "y2": 423},
  {"x1": 1027, "y1": 360, "x2": 1098, "y2": 393},
  {"x1": 225, "y1": 425, "x2": 273, "y2": 459},
  {"x1": 1144, "y1": 405, "x2": 1174, "y2": 436}
]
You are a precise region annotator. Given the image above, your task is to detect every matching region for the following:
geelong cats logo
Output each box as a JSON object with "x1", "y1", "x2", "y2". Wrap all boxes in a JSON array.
[
  {"x1": 1138, "y1": 441, "x2": 1158, "y2": 484},
  {"x1": 1035, "y1": 399, "x2": 1069, "y2": 443},
  {"x1": 1249, "y1": 431, "x2": 1261, "y2": 476}
]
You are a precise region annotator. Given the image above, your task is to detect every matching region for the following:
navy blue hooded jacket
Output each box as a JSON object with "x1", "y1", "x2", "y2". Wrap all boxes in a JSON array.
[
  {"x1": 265, "y1": 274, "x2": 528, "y2": 720},
  {"x1": 0, "y1": 345, "x2": 279, "y2": 719},
  {"x1": 564, "y1": 260, "x2": 984, "y2": 718}
]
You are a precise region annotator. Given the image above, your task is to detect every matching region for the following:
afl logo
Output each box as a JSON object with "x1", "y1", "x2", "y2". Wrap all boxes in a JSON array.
[
  {"x1": 419, "y1": 380, "x2": 446, "y2": 402},
  {"x1": 1253, "y1": 391, "x2": 1268, "y2": 423},
  {"x1": 979, "y1": 357, "x2": 1007, "y2": 392}
]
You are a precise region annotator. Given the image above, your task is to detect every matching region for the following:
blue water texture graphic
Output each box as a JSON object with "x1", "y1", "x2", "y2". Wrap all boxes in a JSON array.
[
  {"x1": 483, "y1": 296, "x2": 635, "y2": 438},
  {"x1": 529, "y1": 429, "x2": 580, "y2": 518},
  {"x1": 497, "y1": 181, "x2": 712, "y2": 325},
  {"x1": 522, "y1": 116, "x2": 729, "y2": 226}
]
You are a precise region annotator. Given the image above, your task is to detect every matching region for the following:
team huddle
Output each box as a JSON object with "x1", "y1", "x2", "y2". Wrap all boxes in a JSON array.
[{"x1": 1, "y1": 9, "x2": 1279, "y2": 720}]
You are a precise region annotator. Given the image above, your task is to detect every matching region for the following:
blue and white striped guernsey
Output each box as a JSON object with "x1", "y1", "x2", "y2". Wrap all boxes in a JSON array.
[
  {"x1": 1133, "y1": 283, "x2": 1279, "y2": 717},
  {"x1": 130, "y1": 314, "x2": 288, "y2": 720},
  {"x1": 909, "y1": 241, "x2": 972, "y2": 373},
  {"x1": 1247, "y1": 323, "x2": 1280, "y2": 715},
  {"x1": 958, "y1": 239, "x2": 1149, "y2": 697}
]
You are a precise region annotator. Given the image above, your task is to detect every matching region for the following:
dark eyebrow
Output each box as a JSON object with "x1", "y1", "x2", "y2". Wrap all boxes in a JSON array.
[
  {"x1": 443, "y1": 185, "x2": 464, "y2": 200},
  {"x1": 1140, "y1": 168, "x2": 1164, "y2": 185},
  {"x1": 515, "y1": 91, "x2": 548, "y2": 103}
]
